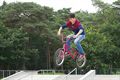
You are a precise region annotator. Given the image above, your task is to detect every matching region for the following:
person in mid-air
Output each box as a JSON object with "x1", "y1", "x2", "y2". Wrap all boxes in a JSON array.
[{"x1": 57, "y1": 13, "x2": 85, "y2": 57}]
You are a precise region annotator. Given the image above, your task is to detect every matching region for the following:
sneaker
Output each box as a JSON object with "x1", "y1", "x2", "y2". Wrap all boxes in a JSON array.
[{"x1": 79, "y1": 54, "x2": 85, "y2": 58}]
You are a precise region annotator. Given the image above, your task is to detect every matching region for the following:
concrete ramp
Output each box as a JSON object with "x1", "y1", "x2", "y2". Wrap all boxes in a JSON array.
[
  {"x1": 79, "y1": 70, "x2": 95, "y2": 80},
  {"x1": 2, "y1": 71, "x2": 37, "y2": 80}
]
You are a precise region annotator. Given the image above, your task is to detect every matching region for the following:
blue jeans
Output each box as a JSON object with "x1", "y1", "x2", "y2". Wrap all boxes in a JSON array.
[{"x1": 66, "y1": 35, "x2": 85, "y2": 55}]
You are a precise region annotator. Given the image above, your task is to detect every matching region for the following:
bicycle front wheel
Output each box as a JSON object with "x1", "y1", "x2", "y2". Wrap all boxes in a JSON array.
[{"x1": 54, "y1": 48, "x2": 65, "y2": 66}]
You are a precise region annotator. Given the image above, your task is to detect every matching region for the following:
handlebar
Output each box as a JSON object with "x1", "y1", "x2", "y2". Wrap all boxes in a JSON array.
[{"x1": 59, "y1": 33, "x2": 74, "y2": 44}]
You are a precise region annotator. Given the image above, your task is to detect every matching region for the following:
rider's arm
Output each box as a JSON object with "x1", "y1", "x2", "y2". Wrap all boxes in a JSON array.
[
  {"x1": 74, "y1": 25, "x2": 83, "y2": 38},
  {"x1": 75, "y1": 29, "x2": 83, "y2": 37},
  {"x1": 58, "y1": 27, "x2": 62, "y2": 36},
  {"x1": 57, "y1": 24, "x2": 67, "y2": 36}
]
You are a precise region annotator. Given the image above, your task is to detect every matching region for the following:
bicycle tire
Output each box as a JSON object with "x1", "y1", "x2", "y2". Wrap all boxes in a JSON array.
[
  {"x1": 76, "y1": 54, "x2": 86, "y2": 68},
  {"x1": 54, "y1": 48, "x2": 65, "y2": 66}
]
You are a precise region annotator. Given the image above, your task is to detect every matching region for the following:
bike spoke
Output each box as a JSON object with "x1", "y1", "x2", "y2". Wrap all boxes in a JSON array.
[{"x1": 54, "y1": 48, "x2": 65, "y2": 66}]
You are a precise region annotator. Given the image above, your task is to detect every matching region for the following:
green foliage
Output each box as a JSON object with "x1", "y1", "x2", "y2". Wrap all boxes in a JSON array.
[
  {"x1": 0, "y1": 2, "x2": 59, "y2": 70},
  {"x1": 91, "y1": 0, "x2": 120, "y2": 68}
]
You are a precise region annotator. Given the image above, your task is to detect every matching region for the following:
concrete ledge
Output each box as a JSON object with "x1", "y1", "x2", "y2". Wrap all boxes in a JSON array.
[{"x1": 2, "y1": 71, "x2": 38, "y2": 80}]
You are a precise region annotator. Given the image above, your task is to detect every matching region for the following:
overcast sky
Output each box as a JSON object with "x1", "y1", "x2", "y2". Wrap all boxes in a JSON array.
[{"x1": 0, "y1": 0, "x2": 117, "y2": 13}]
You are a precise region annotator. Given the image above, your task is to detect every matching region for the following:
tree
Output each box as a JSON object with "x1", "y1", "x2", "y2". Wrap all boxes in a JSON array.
[
  {"x1": 91, "y1": 0, "x2": 120, "y2": 68},
  {"x1": 0, "y1": 2, "x2": 62, "y2": 69}
]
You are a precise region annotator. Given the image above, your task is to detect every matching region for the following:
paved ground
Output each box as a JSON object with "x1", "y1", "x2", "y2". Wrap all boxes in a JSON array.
[
  {"x1": 21, "y1": 75, "x2": 120, "y2": 80},
  {"x1": 95, "y1": 75, "x2": 120, "y2": 80},
  {"x1": 2, "y1": 70, "x2": 120, "y2": 80},
  {"x1": 21, "y1": 75, "x2": 60, "y2": 80}
]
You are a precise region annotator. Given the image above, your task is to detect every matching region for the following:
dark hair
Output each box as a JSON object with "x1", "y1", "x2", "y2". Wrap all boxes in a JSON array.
[{"x1": 69, "y1": 13, "x2": 75, "y2": 18}]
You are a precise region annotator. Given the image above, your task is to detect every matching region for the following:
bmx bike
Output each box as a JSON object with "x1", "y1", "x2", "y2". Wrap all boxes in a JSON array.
[{"x1": 54, "y1": 34, "x2": 86, "y2": 68}]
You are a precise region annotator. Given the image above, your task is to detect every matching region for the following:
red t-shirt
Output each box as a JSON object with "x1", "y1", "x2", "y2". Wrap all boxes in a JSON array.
[
  {"x1": 66, "y1": 19, "x2": 81, "y2": 30},
  {"x1": 62, "y1": 19, "x2": 85, "y2": 35}
]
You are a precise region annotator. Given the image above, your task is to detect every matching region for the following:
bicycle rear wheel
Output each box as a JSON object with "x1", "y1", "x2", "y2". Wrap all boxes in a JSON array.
[
  {"x1": 76, "y1": 54, "x2": 86, "y2": 68},
  {"x1": 54, "y1": 48, "x2": 65, "y2": 66}
]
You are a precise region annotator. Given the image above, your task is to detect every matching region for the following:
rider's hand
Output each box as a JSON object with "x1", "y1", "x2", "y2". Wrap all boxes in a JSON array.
[
  {"x1": 73, "y1": 35, "x2": 77, "y2": 38},
  {"x1": 57, "y1": 31, "x2": 61, "y2": 36}
]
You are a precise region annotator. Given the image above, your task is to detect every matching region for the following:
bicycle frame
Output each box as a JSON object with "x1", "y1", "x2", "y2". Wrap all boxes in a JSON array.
[{"x1": 63, "y1": 39, "x2": 78, "y2": 60}]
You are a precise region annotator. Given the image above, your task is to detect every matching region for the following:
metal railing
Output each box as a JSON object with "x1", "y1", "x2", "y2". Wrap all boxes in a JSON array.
[
  {"x1": 0, "y1": 70, "x2": 20, "y2": 79},
  {"x1": 65, "y1": 68, "x2": 77, "y2": 80}
]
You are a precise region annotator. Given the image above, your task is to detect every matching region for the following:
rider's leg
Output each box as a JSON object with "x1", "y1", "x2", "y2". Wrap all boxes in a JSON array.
[
  {"x1": 66, "y1": 34, "x2": 74, "y2": 51},
  {"x1": 74, "y1": 35, "x2": 85, "y2": 55},
  {"x1": 66, "y1": 38, "x2": 72, "y2": 51}
]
